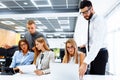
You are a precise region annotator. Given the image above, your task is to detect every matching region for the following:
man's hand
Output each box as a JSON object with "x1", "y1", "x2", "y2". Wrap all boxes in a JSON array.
[{"x1": 79, "y1": 62, "x2": 88, "y2": 78}]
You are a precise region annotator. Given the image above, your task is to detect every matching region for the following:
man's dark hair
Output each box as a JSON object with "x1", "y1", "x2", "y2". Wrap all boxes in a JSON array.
[{"x1": 80, "y1": 0, "x2": 92, "y2": 9}]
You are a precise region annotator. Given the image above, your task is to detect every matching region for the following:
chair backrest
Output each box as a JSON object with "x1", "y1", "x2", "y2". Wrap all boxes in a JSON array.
[
  {"x1": 0, "y1": 46, "x2": 18, "y2": 67},
  {"x1": 5, "y1": 46, "x2": 18, "y2": 67},
  {"x1": 0, "y1": 48, "x2": 7, "y2": 58},
  {"x1": 0, "y1": 48, "x2": 7, "y2": 72},
  {"x1": 60, "y1": 49, "x2": 65, "y2": 62},
  {"x1": 7, "y1": 46, "x2": 18, "y2": 57}
]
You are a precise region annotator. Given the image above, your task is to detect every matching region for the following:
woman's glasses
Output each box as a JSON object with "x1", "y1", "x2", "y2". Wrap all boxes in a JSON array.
[{"x1": 67, "y1": 46, "x2": 74, "y2": 49}]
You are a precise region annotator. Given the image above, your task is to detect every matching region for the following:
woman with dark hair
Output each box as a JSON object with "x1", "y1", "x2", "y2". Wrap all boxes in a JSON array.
[{"x1": 9, "y1": 39, "x2": 34, "y2": 71}]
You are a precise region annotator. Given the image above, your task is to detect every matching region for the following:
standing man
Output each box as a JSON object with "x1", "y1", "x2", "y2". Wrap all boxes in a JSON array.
[
  {"x1": 24, "y1": 20, "x2": 48, "y2": 51},
  {"x1": 79, "y1": 0, "x2": 108, "y2": 78}
]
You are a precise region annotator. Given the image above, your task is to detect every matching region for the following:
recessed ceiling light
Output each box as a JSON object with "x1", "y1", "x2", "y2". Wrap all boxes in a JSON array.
[
  {"x1": 23, "y1": 2, "x2": 28, "y2": 5},
  {"x1": 1, "y1": 21, "x2": 15, "y2": 25}
]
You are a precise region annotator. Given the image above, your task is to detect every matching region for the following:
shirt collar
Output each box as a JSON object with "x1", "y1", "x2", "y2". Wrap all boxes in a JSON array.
[
  {"x1": 90, "y1": 13, "x2": 97, "y2": 22},
  {"x1": 27, "y1": 51, "x2": 31, "y2": 54},
  {"x1": 20, "y1": 50, "x2": 31, "y2": 55},
  {"x1": 31, "y1": 31, "x2": 38, "y2": 36}
]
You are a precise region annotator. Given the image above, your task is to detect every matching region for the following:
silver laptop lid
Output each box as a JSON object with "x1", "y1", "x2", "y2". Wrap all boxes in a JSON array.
[{"x1": 50, "y1": 63, "x2": 79, "y2": 80}]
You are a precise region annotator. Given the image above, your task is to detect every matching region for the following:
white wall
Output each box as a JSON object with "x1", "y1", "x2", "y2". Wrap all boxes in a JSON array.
[
  {"x1": 48, "y1": 38, "x2": 68, "y2": 49},
  {"x1": 106, "y1": 6, "x2": 120, "y2": 74}
]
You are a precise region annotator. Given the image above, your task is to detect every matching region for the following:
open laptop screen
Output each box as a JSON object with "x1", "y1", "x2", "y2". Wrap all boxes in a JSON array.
[{"x1": 50, "y1": 63, "x2": 79, "y2": 80}]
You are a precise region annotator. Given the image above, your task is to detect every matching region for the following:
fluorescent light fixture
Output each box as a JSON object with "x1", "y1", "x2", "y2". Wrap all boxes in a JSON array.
[
  {"x1": 46, "y1": 34, "x2": 53, "y2": 38},
  {"x1": 35, "y1": 20, "x2": 42, "y2": 24},
  {"x1": 31, "y1": 0, "x2": 38, "y2": 8},
  {"x1": 0, "y1": 13, "x2": 78, "y2": 19},
  {"x1": 31, "y1": 0, "x2": 52, "y2": 7},
  {"x1": 48, "y1": 0, "x2": 52, "y2": 6},
  {"x1": 0, "y1": 3, "x2": 7, "y2": 8},
  {"x1": 1, "y1": 21, "x2": 15, "y2": 25},
  {"x1": 61, "y1": 25, "x2": 70, "y2": 29},
  {"x1": 37, "y1": 26, "x2": 47, "y2": 29},
  {"x1": 12, "y1": 17, "x2": 25, "y2": 20},
  {"x1": 15, "y1": 29, "x2": 25, "y2": 32},
  {"x1": 60, "y1": 34, "x2": 66, "y2": 38},
  {"x1": 54, "y1": 33, "x2": 60, "y2": 36},
  {"x1": 66, "y1": 0, "x2": 68, "y2": 8},
  {"x1": 36, "y1": 28, "x2": 44, "y2": 31},
  {"x1": 55, "y1": 29, "x2": 63, "y2": 31},
  {"x1": 58, "y1": 20, "x2": 69, "y2": 24},
  {"x1": 47, "y1": 17, "x2": 57, "y2": 19},
  {"x1": 15, "y1": 26, "x2": 26, "y2": 29}
]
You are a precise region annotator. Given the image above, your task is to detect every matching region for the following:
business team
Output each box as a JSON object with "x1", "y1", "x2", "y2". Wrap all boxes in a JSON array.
[{"x1": 1, "y1": 0, "x2": 109, "y2": 79}]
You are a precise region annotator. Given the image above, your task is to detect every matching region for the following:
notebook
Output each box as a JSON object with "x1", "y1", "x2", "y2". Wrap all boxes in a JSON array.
[
  {"x1": 50, "y1": 63, "x2": 79, "y2": 80},
  {"x1": 17, "y1": 64, "x2": 36, "y2": 74}
]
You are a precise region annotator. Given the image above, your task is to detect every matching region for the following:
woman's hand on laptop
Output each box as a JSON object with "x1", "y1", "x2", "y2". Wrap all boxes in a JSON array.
[
  {"x1": 34, "y1": 70, "x2": 44, "y2": 76},
  {"x1": 79, "y1": 62, "x2": 88, "y2": 78}
]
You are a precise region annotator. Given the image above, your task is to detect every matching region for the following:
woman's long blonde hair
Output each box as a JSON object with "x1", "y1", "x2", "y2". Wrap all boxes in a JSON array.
[
  {"x1": 33, "y1": 37, "x2": 50, "y2": 64},
  {"x1": 62, "y1": 38, "x2": 79, "y2": 64}
]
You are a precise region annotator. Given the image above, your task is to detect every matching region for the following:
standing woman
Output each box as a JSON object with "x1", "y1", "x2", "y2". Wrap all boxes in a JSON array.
[
  {"x1": 62, "y1": 38, "x2": 85, "y2": 65},
  {"x1": 9, "y1": 39, "x2": 34, "y2": 72},
  {"x1": 33, "y1": 37, "x2": 55, "y2": 76}
]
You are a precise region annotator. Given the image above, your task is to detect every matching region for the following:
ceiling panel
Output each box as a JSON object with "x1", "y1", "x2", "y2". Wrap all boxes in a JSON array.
[
  {"x1": 0, "y1": 0, "x2": 79, "y2": 38},
  {"x1": 0, "y1": 0, "x2": 118, "y2": 39},
  {"x1": 15, "y1": 0, "x2": 34, "y2": 7}
]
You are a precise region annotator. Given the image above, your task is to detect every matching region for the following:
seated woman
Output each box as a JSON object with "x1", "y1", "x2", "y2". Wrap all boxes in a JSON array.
[
  {"x1": 62, "y1": 38, "x2": 85, "y2": 65},
  {"x1": 9, "y1": 39, "x2": 34, "y2": 73},
  {"x1": 33, "y1": 37, "x2": 55, "y2": 76}
]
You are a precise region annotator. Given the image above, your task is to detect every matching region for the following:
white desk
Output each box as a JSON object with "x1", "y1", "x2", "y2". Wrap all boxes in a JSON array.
[{"x1": 0, "y1": 73, "x2": 117, "y2": 80}]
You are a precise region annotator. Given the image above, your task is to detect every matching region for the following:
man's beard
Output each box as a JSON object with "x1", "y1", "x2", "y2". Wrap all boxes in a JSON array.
[
  {"x1": 88, "y1": 12, "x2": 93, "y2": 20},
  {"x1": 84, "y1": 13, "x2": 93, "y2": 20}
]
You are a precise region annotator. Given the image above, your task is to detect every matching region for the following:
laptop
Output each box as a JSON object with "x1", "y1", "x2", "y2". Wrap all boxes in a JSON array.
[{"x1": 50, "y1": 63, "x2": 79, "y2": 80}]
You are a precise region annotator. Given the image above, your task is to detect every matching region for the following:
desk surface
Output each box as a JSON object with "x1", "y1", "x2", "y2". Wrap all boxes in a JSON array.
[{"x1": 0, "y1": 73, "x2": 117, "y2": 80}]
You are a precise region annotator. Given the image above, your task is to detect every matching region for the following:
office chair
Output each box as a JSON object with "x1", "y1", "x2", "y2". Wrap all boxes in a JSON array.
[
  {"x1": 0, "y1": 47, "x2": 18, "y2": 75},
  {"x1": 60, "y1": 49, "x2": 65, "y2": 63},
  {"x1": 0, "y1": 48, "x2": 7, "y2": 72},
  {"x1": 5, "y1": 46, "x2": 18, "y2": 67}
]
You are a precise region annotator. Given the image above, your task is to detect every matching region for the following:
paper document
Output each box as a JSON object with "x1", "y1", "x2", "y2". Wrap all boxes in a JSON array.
[{"x1": 17, "y1": 65, "x2": 36, "y2": 74}]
